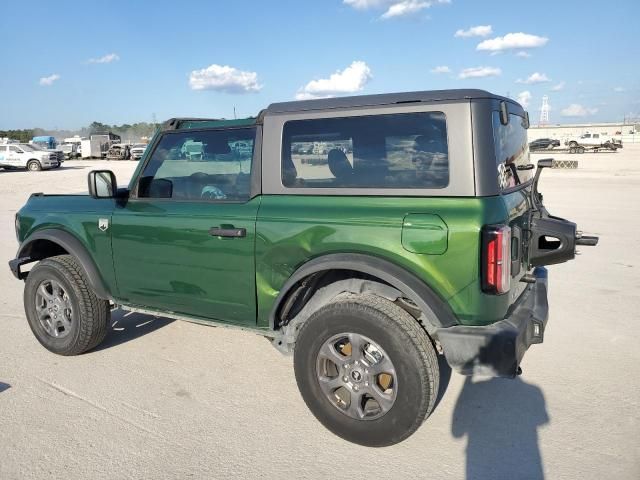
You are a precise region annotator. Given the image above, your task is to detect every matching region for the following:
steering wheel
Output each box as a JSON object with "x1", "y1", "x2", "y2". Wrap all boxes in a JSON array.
[{"x1": 201, "y1": 185, "x2": 227, "y2": 200}]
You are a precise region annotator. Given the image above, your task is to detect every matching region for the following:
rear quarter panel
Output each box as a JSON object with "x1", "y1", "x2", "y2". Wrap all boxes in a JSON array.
[{"x1": 256, "y1": 195, "x2": 511, "y2": 328}]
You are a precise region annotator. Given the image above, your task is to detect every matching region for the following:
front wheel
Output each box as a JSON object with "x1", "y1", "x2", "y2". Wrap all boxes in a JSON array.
[
  {"x1": 27, "y1": 160, "x2": 42, "y2": 171},
  {"x1": 294, "y1": 294, "x2": 439, "y2": 447},
  {"x1": 24, "y1": 255, "x2": 110, "y2": 355}
]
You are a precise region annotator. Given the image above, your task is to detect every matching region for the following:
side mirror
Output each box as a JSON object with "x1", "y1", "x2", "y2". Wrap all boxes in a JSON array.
[
  {"x1": 499, "y1": 101, "x2": 509, "y2": 125},
  {"x1": 523, "y1": 111, "x2": 530, "y2": 129},
  {"x1": 88, "y1": 170, "x2": 117, "y2": 198}
]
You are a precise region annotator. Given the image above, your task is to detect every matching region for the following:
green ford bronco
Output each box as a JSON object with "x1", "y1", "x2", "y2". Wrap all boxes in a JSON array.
[{"x1": 9, "y1": 89, "x2": 597, "y2": 446}]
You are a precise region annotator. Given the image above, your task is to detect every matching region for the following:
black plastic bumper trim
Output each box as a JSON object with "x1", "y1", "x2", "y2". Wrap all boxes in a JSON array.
[
  {"x1": 437, "y1": 267, "x2": 549, "y2": 378},
  {"x1": 8, "y1": 256, "x2": 32, "y2": 280}
]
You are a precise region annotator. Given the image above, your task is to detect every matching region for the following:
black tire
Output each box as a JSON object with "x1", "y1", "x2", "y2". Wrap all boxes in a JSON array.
[
  {"x1": 568, "y1": 141, "x2": 578, "y2": 148},
  {"x1": 27, "y1": 160, "x2": 42, "y2": 171},
  {"x1": 294, "y1": 294, "x2": 439, "y2": 447},
  {"x1": 578, "y1": 146, "x2": 585, "y2": 154},
  {"x1": 24, "y1": 255, "x2": 110, "y2": 355}
]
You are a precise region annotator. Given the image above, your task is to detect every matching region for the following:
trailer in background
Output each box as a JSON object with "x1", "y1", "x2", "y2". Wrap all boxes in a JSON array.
[{"x1": 80, "y1": 132, "x2": 121, "y2": 158}]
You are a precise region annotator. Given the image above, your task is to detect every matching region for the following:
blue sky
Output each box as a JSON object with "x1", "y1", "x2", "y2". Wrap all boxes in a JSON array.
[{"x1": 1, "y1": 0, "x2": 638, "y2": 129}]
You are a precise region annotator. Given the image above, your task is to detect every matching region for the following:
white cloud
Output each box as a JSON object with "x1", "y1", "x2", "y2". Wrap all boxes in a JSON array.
[
  {"x1": 517, "y1": 91, "x2": 532, "y2": 108},
  {"x1": 551, "y1": 81, "x2": 565, "y2": 91},
  {"x1": 39, "y1": 74, "x2": 60, "y2": 86},
  {"x1": 344, "y1": 0, "x2": 450, "y2": 19},
  {"x1": 296, "y1": 61, "x2": 372, "y2": 99},
  {"x1": 431, "y1": 65, "x2": 451, "y2": 74},
  {"x1": 477, "y1": 32, "x2": 548, "y2": 52},
  {"x1": 454, "y1": 25, "x2": 492, "y2": 38},
  {"x1": 515, "y1": 51, "x2": 531, "y2": 58},
  {"x1": 458, "y1": 66, "x2": 501, "y2": 79},
  {"x1": 613, "y1": 86, "x2": 625, "y2": 92},
  {"x1": 381, "y1": 1, "x2": 429, "y2": 18},
  {"x1": 189, "y1": 64, "x2": 262, "y2": 93},
  {"x1": 344, "y1": 0, "x2": 387, "y2": 8},
  {"x1": 516, "y1": 72, "x2": 551, "y2": 84},
  {"x1": 561, "y1": 104, "x2": 598, "y2": 117},
  {"x1": 88, "y1": 53, "x2": 120, "y2": 64}
]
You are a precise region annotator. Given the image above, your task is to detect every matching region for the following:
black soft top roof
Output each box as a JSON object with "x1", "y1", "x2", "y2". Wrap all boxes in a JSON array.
[{"x1": 266, "y1": 89, "x2": 519, "y2": 114}]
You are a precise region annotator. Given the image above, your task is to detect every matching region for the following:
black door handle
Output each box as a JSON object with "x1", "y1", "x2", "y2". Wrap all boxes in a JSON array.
[{"x1": 209, "y1": 227, "x2": 246, "y2": 238}]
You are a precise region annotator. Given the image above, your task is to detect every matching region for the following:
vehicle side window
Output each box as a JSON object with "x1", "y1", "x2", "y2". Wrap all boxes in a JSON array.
[
  {"x1": 282, "y1": 112, "x2": 449, "y2": 189},
  {"x1": 492, "y1": 111, "x2": 532, "y2": 189},
  {"x1": 584, "y1": 134, "x2": 591, "y2": 138},
  {"x1": 137, "y1": 128, "x2": 255, "y2": 201},
  {"x1": 9, "y1": 146, "x2": 21, "y2": 153},
  {"x1": 593, "y1": 134, "x2": 599, "y2": 139}
]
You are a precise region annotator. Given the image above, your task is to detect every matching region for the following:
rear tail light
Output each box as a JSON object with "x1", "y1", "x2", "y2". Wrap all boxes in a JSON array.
[{"x1": 482, "y1": 225, "x2": 512, "y2": 294}]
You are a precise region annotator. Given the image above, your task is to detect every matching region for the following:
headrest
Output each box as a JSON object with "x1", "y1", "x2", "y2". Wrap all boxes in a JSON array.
[
  {"x1": 204, "y1": 138, "x2": 231, "y2": 155},
  {"x1": 327, "y1": 149, "x2": 352, "y2": 178}
]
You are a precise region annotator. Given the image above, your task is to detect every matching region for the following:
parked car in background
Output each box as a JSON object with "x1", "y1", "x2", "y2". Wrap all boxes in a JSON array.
[
  {"x1": 529, "y1": 138, "x2": 560, "y2": 150},
  {"x1": 130, "y1": 144, "x2": 147, "y2": 160},
  {"x1": 29, "y1": 142, "x2": 65, "y2": 166},
  {"x1": 565, "y1": 133, "x2": 622, "y2": 150},
  {"x1": 59, "y1": 143, "x2": 81, "y2": 159},
  {"x1": 0, "y1": 143, "x2": 59, "y2": 171}
]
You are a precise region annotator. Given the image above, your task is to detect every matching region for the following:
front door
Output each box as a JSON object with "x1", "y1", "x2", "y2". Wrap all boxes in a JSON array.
[{"x1": 111, "y1": 126, "x2": 260, "y2": 325}]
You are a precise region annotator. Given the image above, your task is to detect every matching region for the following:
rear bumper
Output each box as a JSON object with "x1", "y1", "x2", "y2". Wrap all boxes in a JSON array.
[{"x1": 437, "y1": 267, "x2": 549, "y2": 378}]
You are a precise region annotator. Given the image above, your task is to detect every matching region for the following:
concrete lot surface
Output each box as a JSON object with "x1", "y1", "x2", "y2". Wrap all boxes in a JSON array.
[{"x1": 1, "y1": 148, "x2": 639, "y2": 479}]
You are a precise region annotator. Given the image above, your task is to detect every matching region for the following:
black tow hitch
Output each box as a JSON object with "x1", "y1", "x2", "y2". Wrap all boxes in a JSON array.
[{"x1": 526, "y1": 159, "x2": 598, "y2": 268}]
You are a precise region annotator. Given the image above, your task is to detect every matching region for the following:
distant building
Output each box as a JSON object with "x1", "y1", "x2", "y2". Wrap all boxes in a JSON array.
[{"x1": 528, "y1": 122, "x2": 639, "y2": 144}]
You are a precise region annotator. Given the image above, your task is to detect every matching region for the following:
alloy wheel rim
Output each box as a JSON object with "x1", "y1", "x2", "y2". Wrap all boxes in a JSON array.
[
  {"x1": 316, "y1": 332, "x2": 398, "y2": 421},
  {"x1": 35, "y1": 279, "x2": 73, "y2": 338}
]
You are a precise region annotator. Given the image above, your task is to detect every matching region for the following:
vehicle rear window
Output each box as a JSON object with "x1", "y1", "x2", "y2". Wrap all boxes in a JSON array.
[
  {"x1": 492, "y1": 111, "x2": 533, "y2": 189},
  {"x1": 282, "y1": 112, "x2": 449, "y2": 189}
]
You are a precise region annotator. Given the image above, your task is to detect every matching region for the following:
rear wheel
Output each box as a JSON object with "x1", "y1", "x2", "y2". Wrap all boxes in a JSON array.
[
  {"x1": 294, "y1": 294, "x2": 439, "y2": 447},
  {"x1": 27, "y1": 160, "x2": 42, "y2": 171},
  {"x1": 578, "y1": 146, "x2": 586, "y2": 154},
  {"x1": 24, "y1": 255, "x2": 110, "y2": 355}
]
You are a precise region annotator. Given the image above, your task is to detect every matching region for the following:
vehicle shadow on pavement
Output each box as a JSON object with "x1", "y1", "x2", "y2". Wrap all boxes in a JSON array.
[
  {"x1": 452, "y1": 376, "x2": 550, "y2": 480},
  {"x1": 92, "y1": 309, "x2": 174, "y2": 352},
  {"x1": 0, "y1": 382, "x2": 11, "y2": 393}
]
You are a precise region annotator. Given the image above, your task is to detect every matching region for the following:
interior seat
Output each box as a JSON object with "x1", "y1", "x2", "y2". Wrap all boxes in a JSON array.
[{"x1": 327, "y1": 149, "x2": 353, "y2": 186}]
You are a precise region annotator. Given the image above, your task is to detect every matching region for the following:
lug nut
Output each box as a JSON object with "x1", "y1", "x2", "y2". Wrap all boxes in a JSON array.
[
  {"x1": 343, "y1": 376, "x2": 348, "y2": 382},
  {"x1": 353, "y1": 386, "x2": 359, "y2": 391}
]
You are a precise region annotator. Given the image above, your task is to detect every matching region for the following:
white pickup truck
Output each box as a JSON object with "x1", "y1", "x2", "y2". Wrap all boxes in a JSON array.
[
  {"x1": 565, "y1": 133, "x2": 622, "y2": 150},
  {"x1": 0, "y1": 143, "x2": 59, "y2": 171}
]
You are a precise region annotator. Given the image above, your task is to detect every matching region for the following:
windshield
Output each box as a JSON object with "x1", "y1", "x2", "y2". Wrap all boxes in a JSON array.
[
  {"x1": 18, "y1": 144, "x2": 37, "y2": 152},
  {"x1": 492, "y1": 111, "x2": 532, "y2": 190}
]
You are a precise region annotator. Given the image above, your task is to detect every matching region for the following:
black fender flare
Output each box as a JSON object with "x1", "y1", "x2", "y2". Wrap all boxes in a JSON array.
[
  {"x1": 269, "y1": 253, "x2": 458, "y2": 331},
  {"x1": 17, "y1": 229, "x2": 112, "y2": 300}
]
